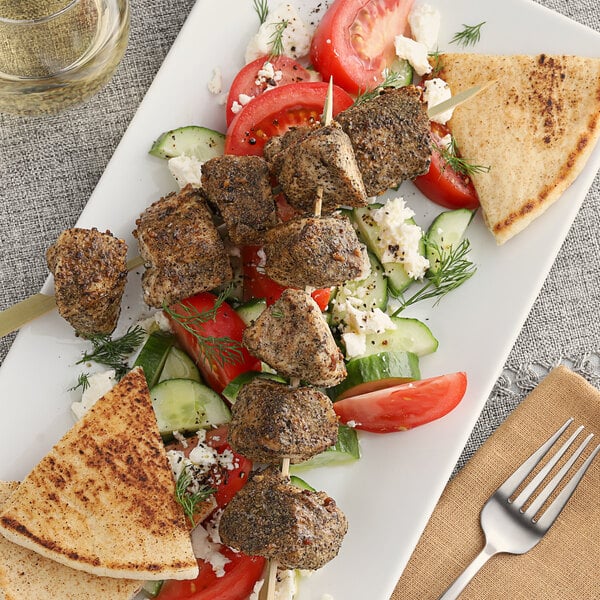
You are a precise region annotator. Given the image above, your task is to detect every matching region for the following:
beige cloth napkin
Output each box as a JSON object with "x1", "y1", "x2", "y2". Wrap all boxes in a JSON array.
[{"x1": 392, "y1": 366, "x2": 600, "y2": 600}]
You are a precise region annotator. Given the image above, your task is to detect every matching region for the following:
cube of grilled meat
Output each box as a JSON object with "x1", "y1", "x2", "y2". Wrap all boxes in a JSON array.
[
  {"x1": 264, "y1": 215, "x2": 369, "y2": 289},
  {"x1": 201, "y1": 155, "x2": 277, "y2": 245},
  {"x1": 335, "y1": 86, "x2": 431, "y2": 197},
  {"x1": 46, "y1": 228, "x2": 128, "y2": 336},
  {"x1": 228, "y1": 378, "x2": 338, "y2": 464},
  {"x1": 268, "y1": 123, "x2": 367, "y2": 213},
  {"x1": 263, "y1": 126, "x2": 314, "y2": 174},
  {"x1": 243, "y1": 289, "x2": 346, "y2": 387},
  {"x1": 133, "y1": 185, "x2": 232, "y2": 308},
  {"x1": 219, "y1": 467, "x2": 348, "y2": 570}
]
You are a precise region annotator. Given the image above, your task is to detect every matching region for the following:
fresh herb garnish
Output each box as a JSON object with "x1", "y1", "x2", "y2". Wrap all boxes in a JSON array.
[
  {"x1": 354, "y1": 69, "x2": 411, "y2": 105},
  {"x1": 436, "y1": 136, "x2": 491, "y2": 178},
  {"x1": 392, "y1": 239, "x2": 477, "y2": 314},
  {"x1": 76, "y1": 326, "x2": 145, "y2": 379},
  {"x1": 175, "y1": 465, "x2": 215, "y2": 526},
  {"x1": 428, "y1": 49, "x2": 444, "y2": 76},
  {"x1": 162, "y1": 287, "x2": 245, "y2": 369},
  {"x1": 69, "y1": 372, "x2": 91, "y2": 393},
  {"x1": 269, "y1": 19, "x2": 289, "y2": 57},
  {"x1": 450, "y1": 22, "x2": 485, "y2": 47},
  {"x1": 252, "y1": 0, "x2": 269, "y2": 24}
]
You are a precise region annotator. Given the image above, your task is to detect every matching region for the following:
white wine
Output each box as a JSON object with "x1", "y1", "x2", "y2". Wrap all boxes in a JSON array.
[{"x1": 0, "y1": 0, "x2": 129, "y2": 116}]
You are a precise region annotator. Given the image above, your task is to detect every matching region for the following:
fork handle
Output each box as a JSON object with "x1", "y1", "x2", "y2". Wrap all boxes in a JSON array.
[{"x1": 438, "y1": 544, "x2": 498, "y2": 600}]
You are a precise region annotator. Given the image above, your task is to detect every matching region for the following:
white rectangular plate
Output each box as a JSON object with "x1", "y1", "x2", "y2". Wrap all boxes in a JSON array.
[{"x1": 1, "y1": 1, "x2": 599, "y2": 598}]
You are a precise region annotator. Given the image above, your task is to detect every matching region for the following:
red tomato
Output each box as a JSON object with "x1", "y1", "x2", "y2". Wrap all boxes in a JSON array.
[
  {"x1": 156, "y1": 547, "x2": 265, "y2": 600},
  {"x1": 333, "y1": 372, "x2": 467, "y2": 432},
  {"x1": 166, "y1": 293, "x2": 261, "y2": 394},
  {"x1": 225, "y1": 55, "x2": 311, "y2": 126},
  {"x1": 413, "y1": 122, "x2": 480, "y2": 210},
  {"x1": 310, "y1": 0, "x2": 414, "y2": 95},
  {"x1": 225, "y1": 81, "x2": 354, "y2": 156},
  {"x1": 240, "y1": 245, "x2": 331, "y2": 310}
]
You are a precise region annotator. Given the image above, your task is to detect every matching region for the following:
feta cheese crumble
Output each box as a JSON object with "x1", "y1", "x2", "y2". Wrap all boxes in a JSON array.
[
  {"x1": 245, "y1": 3, "x2": 312, "y2": 63},
  {"x1": 190, "y1": 523, "x2": 230, "y2": 577},
  {"x1": 71, "y1": 369, "x2": 116, "y2": 419},
  {"x1": 371, "y1": 197, "x2": 429, "y2": 278},
  {"x1": 394, "y1": 35, "x2": 432, "y2": 76},
  {"x1": 424, "y1": 78, "x2": 454, "y2": 124},
  {"x1": 168, "y1": 155, "x2": 204, "y2": 189},
  {"x1": 207, "y1": 67, "x2": 223, "y2": 94},
  {"x1": 408, "y1": 3, "x2": 441, "y2": 50}
]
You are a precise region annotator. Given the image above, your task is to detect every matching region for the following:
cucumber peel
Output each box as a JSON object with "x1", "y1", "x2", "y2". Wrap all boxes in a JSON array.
[
  {"x1": 149, "y1": 126, "x2": 225, "y2": 161},
  {"x1": 291, "y1": 425, "x2": 360, "y2": 472},
  {"x1": 133, "y1": 332, "x2": 174, "y2": 389}
]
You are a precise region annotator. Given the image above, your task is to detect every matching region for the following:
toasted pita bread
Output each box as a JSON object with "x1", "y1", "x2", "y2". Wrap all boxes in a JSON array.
[
  {"x1": 0, "y1": 481, "x2": 142, "y2": 600},
  {"x1": 0, "y1": 368, "x2": 198, "y2": 581},
  {"x1": 437, "y1": 53, "x2": 600, "y2": 244}
]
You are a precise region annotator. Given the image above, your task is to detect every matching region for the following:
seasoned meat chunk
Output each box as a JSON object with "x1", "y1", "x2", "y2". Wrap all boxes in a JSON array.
[
  {"x1": 263, "y1": 126, "x2": 314, "y2": 174},
  {"x1": 133, "y1": 185, "x2": 232, "y2": 308},
  {"x1": 243, "y1": 289, "x2": 346, "y2": 387},
  {"x1": 228, "y1": 378, "x2": 338, "y2": 464},
  {"x1": 46, "y1": 228, "x2": 127, "y2": 336},
  {"x1": 219, "y1": 467, "x2": 348, "y2": 570},
  {"x1": 270, "y1": 123, "x2": 367, "y2": 213},
  {"x1": 264, "y1": 215, "x2": 369, "y2": 289},
  {"x1": 335, "y1": 86, "x2": 431, "y2": 196},
  {"x1": 201, "y1": 155, "x2": 277, "y2": 244}
]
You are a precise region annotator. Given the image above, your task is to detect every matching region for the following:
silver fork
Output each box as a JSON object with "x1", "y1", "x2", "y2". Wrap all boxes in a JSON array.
[{"x1": 439, "y1": 418, "x2": 600, "y2": 600}]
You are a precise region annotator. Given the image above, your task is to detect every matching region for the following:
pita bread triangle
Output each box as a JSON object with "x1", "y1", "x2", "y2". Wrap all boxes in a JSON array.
[
  {"x1": 0, "y1": 481, "x2": 142, "y2": 600},
  {"x1": 436, "y1": 53, "x2": 600, "y2": 244},
  {"x1": 0, "y1": 367, "x2": 198, "y2": 581}
]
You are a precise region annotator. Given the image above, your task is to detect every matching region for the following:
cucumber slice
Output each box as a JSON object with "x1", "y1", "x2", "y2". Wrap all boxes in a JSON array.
[
  {"x1": 158, "y1": 346, "x2": 202, "y2": 383},
  {"x1": 328, "y1": 350, "x2": 420, "y2": 400},
  {"x1": 150, "y1": 378, "x2": 231, "y2": 439},
  {"x1": 140, "y1": 581, "x2": 163, "y2": 598},
  {"x1": 133, "y1": 332, "x2": 174, "y2": 389},
  {"x1": 331, "y1": 252, "x2": 387, "y2": 327},
  {"x1": 291, "y1": 425, "x2": 360, "y2": 472},
  {"x1": 351, "y1": 205, "x2": 425, "y2": 296},
  {"x1": 221, "y1": 370, "x2": 287, "y2": 403},
  {"x1": 363, "y1": 317, "x2": 438, "y2": 357},
  {"x1": 389, "y1": 58, "x2": 413, "y2": 86},
  {"x1": 290, "y1": 475, "x2": 316, "y2": 491},
  {"x1": 149, "y1": 126, "x2": 225, "y2": 161},
  {"x1": 235, "y1": 298, "x2": 267, "y2": 326},
  {"x1": 426, "y1": 209, "x2": 475, "y2": 274}
]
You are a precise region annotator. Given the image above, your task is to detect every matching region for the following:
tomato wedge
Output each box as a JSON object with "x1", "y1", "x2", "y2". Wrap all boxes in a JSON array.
[
  {"x1": 310, "y1": 0, "x2": 414, "y2": 95},
  {"x1": 225, "y1": 81, "x2": 354, "y2": 156},
  {"x1": 241, "y1": 245, "x2": 331, "y2": 310},
  {"x1": 413, "y1": 122, "x2": 480, "y2": 210},
  {"x1": 166, "y1": 293, "x2": 261, "y2": 394},
  {"x1": 333, "y1": 372, "x2": 467, "y2": 432},
  {"x1": 225, "y1": 55, "x2": 311, "y2": 126},
  {"x1": 156, "y1": 548, "x2": 266, "y2": 600}
]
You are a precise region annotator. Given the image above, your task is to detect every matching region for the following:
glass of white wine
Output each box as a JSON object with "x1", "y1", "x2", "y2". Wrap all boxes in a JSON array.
[{"x1": 0, "y1": 0, "x2": 129, "y2": 116}]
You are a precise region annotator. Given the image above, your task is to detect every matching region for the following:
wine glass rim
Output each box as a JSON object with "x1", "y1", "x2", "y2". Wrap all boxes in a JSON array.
[{"x1": 0, "y1": 0, "x2": 81, "y2": 25}]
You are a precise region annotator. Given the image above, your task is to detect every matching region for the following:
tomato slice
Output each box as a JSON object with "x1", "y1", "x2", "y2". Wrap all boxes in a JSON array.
[
  {"x1": 166, "y1": 293, "x2": 262, "y2": 394},
  {"x1": 413, "y1": 122, "x2": 480, "y2": 210},
  {"x1": 156, "y1": 548, "x2": 265, "y2": 600},
  {"x1": 310, "y1": 0, "x2": 414, "y2": 95},
  {"x1": 333, "y1": 372, "x2": 467, "y2": 432},
  {"x1": 225, "y1": 55, "x2": 311, "y2": 126},
  {"x1": 241, "y1": 245, "x2": 331, "y2": 310},
  {"x1": 225, "y1": 81, "x2": 354, "y2": 156}
]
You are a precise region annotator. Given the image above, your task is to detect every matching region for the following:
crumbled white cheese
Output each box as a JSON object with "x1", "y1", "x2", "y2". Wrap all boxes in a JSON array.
[
  {"x1": 371, "y1": 197, "x2": 429, "y2": 279},
  {"x1": 71, "y1": 369, "x2": 116, "y2": 419},
  {"x1": 168, "y1": 155, "x2": 203, "y2": 189},
  {"x1": 245, "y1": 3, "x2": 312, "y2": 63},
  {"x1": 238, "y1": 93, "x2": 255, "y2": 106},
  {"x1": 137, "y1": 310, "x2": 173, "y2": 334},
  {"x1": 189, "y1": 444, "x2": 219, "y2": 470},
  {"x1": 231, "y1": 100, "x2": 243, "y2": 114},
  {"x1": 207, "y1": 67, "x2": 223, "y2": 94},
  {"x1": 394, "y1": 35, "x2": 432, "y2": 76},
  {"x1": 190, "y1": 524, "x2": 231, "y2": 577},
  {"x1": 341, "y1": 331, "x2": 367, "y2": 359},
  {"x1": 342, "y1": 302, "x2": 396, "y2": 336},
  {"x1": 439, "y1": 133, "x2": 452, "y2": 149},
  {"x1": 424, "y1": 77, "x2": 453, "y2": 124},
  {"x1": 255, "y1": 61, "x2": 284, "y2": 88},
  {"x1": 408, "y1": 3, "x2": 441, "y2": 50}
]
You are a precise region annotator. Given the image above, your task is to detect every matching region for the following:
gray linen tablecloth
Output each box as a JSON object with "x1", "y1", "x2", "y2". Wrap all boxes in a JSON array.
[{"x1": 0, "y1": 0, "x2": 598, "y2": 470}]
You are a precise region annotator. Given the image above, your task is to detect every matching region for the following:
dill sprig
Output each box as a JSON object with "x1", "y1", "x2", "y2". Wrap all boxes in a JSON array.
[
  {"x1": 163, "y1": 287, "x2": 245, "y2": 369},
  {"x1": 435, "y1": 136, "x2": 491, "y2": 178},
  {"x1": 392, "y1": 239, "x2": 477, "y2": 315},
  {"x1": 354, "y1": 69, "x2": 411, "y2": 105},
  {"x1": 69, "y1": 372, "x2": 91, "y2": 393},
  {"x1": 428, "y1": 49, "x2": 444, "y2": 76},
  {"x1": 252, "y1": 0, "x2": 269, "y2": 24},
  {"x1": 269, "y1": 19, "x2": 289, "y2": 57},
  {"x1": 450, "y1": 22, "x2": 485, "y2": 47},
  {"x1": 76, "y1": 326, "x2": 145, "y2": 379},
  {"x1": 175, "y1": 465, "x2": 215, "y2": 527}
]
